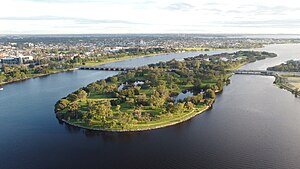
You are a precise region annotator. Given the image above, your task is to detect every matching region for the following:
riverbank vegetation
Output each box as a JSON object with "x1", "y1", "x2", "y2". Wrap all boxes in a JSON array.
[
  {"x1": 268, "y1": 60, "x2": 300, "y2": 97},
  {"x1": 273, "y1": 74, "x2": 300, "y2": 97},
  {"x1": 0, "y1": 62, "x2": 74, "y2": 85},
  {"x1": 267, "y1": 60, "x2": 300, "y2": 72},
  {"x1": 0, "y1": 48, "x2": 176, "y2": 85},
  {"x1": 55, "y1": 51, "x2": 277, "y2": 131}
]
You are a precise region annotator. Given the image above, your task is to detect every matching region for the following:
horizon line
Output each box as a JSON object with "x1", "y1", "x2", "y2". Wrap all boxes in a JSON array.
[{"x1": 2, "y1": 33, "x2": 300, "y2": 35}]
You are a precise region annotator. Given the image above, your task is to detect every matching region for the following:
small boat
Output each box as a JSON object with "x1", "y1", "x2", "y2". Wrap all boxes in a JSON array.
[{"x1": 0, "y1": 87, "x2": 3, "y2": 91}]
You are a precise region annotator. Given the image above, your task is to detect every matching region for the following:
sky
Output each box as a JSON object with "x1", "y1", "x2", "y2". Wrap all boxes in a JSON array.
[{"x1": 1, "y1": 0, "x2": 300, "y2": 34}]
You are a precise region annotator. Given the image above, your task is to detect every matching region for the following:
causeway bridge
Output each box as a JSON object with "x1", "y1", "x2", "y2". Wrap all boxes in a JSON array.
[
  {"x1": 79, "y1": 66, "x2": 136, "y2": 71},
  {"x1": 232, "y1": 70, "x2": 277, "y2": 76},
  {"x1": 79, "y1": 66, "x2": 278, "y2": 76},
  {"x1": 79, "y1": 64, "x2": 282, "y2": 76}
]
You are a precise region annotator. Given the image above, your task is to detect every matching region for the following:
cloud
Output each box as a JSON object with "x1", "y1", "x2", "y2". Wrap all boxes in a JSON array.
[
  {"x1": 16, "y1": 0, "x2": 154, "y2": 4},
  {"x1": 255, "y1": 5, "x2": 300, "y2": 15},
  {"x1": 232, "y1": 5, "x2": 300, "y2": 15},
  {"x1": 165, "y1": 2, "x2": 195, "y2": 11},
  {"x1": 17, "y1": 0, "x2": 110, "y2": 3},
  {"x1": 0, "y1": 16, "x2": 145, "y2": 25},
  {"x1": 224, "y1": 19, "x2": 300, "y2": 28}
]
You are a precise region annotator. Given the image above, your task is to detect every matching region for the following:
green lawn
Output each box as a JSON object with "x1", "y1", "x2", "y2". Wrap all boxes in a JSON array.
[{"x1": 68, "y1": 105, "x2": 209, "y2": 131}]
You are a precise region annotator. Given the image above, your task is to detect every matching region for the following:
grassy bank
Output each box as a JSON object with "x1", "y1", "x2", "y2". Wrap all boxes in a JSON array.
[
  {"x1": 62, "y1": 105, "x2": 210, "y2": 132},
  {"x1": 274, "y1": 74, "x2": 300, "y2": 95},
  {"x1": 75, "y1": 52, "x2": 171, "y2": 67}
]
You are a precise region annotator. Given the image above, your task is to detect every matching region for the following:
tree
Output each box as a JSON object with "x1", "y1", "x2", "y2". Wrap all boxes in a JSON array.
[
  {"x1": 55, "y1": 99, "x2": 70, "y2": 111},
  {"x1": 216, "y1": 79, "x2": 224, "y2": 91},
  {"x1": 77, "y1": 89, "x2": 88, "y2": 99},
  {"x1": 68, "y1": 93, "x2": 78, "y2": 102},
  {"x1": 108, "y1": 76, "x2": 118, "y2": 83},
  {"x1": 135, "y1": 94, "x2": 147, "y2": 106},
  {"x1": 192, "y1": 93, "x2": 204, "y2": 105},
  {"x1": 95, "y1": 102, "x2": 113, "y2": 120},
  {"x1": 88, "y1": 82, "x2": 102, "y2": 92},
  {"x1": 185, "y1": 101, "x2": 195, "y2": 110},
  {"x1": 205, "y1": 89, "x2": 216, "y2": 99},
  {"x1": 173, "y1": 102, "x2": 185, "y2": 114},
  {"x1": 193, "y1": 79, "x2": 202, "y2": 90},
  {"x1": 166, "y1": 102, "x2": 174, "y2": 113},
  {"x1": 98, "y1": 79, "x2": 107, "y2": 86},
  {"x1": 115, "y1": 105, "x2": 121, "y2": 112},
  {"x1": 68, "y1": 102, "x2": 79, "y2": 113}
]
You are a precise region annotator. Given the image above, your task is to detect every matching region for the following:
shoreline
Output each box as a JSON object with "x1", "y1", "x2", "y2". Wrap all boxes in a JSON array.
[
  {"x1": 60, "y1": 105, "x2": 211, "y2": 132},
  {"x1": 0, "y1": 51, "x2": 179, "y2": 86},
  {"x1": 60, "y1": 89, "x2": 221, "y2": 132},
  {"x1": 56, "y1": 51, "x2": 275, "y2": 132},
  {"x1": 0, "y1": 48, "x2": 245, "y2": 87},
  {"x1": 0, "y1": 68, "x2": 78, "y2": 86},
  {"x1": 78, "y1": 52, "x2": 174, "y2": 67},
  {"x1": 273, "y1": 74, "x2": 300, "y2": 96}
]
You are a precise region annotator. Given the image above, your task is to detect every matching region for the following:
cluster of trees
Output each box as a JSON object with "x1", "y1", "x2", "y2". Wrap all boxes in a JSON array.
[
  {"x1": 55, "y1": 51, "x2": 277, "y2": 130},
  {"x1": 0, "y1": 65, "x2": 29, "y2": 83},
  {"x1": 194, "y1": 51, "x2": 277, "y2": 63},
  {"x1": 0, "y1": 60, "x2": 74, "y2": 84},
  {"x1": 267, "y1": 60, "x2": 300, "y2": 72}
]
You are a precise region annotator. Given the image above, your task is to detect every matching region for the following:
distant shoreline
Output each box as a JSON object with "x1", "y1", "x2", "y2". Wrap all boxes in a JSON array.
[
  {"x1": 0, "y1": 52, "x2": 171, "y2": 86},
  {"x1": 0, "y1": 48, "x2": 238, "y2": 86},
  {"x1": 0, "y1": 68, "x2": 78, "y2": 86}
]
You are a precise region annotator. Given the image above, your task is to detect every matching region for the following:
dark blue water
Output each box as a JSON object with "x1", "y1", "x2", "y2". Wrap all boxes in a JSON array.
[{"x1": 0, "y1": 44, "x2": 300, "y2": 169}]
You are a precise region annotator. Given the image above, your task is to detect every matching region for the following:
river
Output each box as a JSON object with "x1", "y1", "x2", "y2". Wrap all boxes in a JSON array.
[{"x1": 0, "y1": 44, "x2": 300, "y2": 169}]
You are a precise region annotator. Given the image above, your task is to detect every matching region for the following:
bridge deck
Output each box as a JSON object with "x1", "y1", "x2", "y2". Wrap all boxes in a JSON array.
[
  {"x1": 79, "y1": 67, "x2": 279, "y2": 76},
  {"x1": 79, "y1": 66, "x2": 136, "y2": 71},
  {"x1": 232, "y1": 70, "x2": 276, "y2": 76}
]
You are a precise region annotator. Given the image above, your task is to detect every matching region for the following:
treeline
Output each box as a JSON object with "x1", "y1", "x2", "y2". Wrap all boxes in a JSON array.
[
  {"x1": 194, "y1": 51, "x2": 277, "y2": 62},
  {"x1": 267, "y1": 60, "x2": 300, "y2": 72},
  {"x1": 0, "y1": 62, "x2": 74, "y2": 84}
]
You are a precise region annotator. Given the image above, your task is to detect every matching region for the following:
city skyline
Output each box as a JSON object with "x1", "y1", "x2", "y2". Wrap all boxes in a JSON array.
[{"x1": 1, "y1": 0, "x2": 300, "y2": 34}]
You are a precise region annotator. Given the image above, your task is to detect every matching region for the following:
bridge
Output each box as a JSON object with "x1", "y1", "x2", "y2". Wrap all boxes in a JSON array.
[
  {"x1": 79, "y1": 66, "x2": 278, "y2": 76},
  {"x1": 79, "y1": 66, "x2": 136, "y2": 71},
  {"x1": 232, "y1": 70, "x2": 277, "y2": 76}
]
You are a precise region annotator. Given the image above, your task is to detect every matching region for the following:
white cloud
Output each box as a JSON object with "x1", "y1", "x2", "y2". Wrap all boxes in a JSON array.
[{"x1": 1, "y1": 0, "x2": 300, "y2": 34}]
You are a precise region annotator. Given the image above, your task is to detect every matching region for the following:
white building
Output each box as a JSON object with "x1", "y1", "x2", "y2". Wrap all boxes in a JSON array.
[{"x1": 1, "y1": 55, "x2": 33, "y2": 65}]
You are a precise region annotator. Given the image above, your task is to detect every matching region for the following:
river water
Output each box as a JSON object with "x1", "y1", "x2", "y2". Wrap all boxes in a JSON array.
[{"x1": 0, "y1": 44, "x2": 300, "y2": 169}]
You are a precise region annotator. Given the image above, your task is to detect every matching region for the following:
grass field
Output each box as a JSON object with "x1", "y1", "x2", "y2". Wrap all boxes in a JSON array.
[
  {"x1": 286, "y1": 76, "x2": 300, "y2": 90},
  {"x1": 68, "y1": 105, "x2": 209, "y2": 131},
  {"x1": 75, "y1": 52, "x2": 169, "y2": 67}
]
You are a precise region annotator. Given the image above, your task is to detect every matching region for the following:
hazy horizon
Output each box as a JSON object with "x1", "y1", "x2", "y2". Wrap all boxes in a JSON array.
[{"x1": 1, "y1": 0, "x2": 300, "y2": 34}]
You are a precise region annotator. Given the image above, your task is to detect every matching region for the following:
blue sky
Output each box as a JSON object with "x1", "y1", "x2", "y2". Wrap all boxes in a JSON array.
[{"x1": 1, "y1": 0, "x2": 300, "y2": 34}]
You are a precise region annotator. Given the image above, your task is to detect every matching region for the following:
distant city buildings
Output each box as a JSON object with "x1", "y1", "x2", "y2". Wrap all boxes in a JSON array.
[
  {"x1": 0, "y1": 55, "x2": 33, "y2": 65},
  {"x1": 0, "y1": 35, "x2": 298, "y2": 67}
]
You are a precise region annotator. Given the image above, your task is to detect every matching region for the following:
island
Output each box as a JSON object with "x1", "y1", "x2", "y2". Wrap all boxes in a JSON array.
[
  {"x1": 267, "y1": 60, "x2": 300, "y2": 97},
  {"x1": 55, "y1": 51, "x2": 277, "y2": 132}
]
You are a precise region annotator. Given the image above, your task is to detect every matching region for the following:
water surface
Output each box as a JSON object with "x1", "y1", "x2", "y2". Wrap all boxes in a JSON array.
[{"x1": 1, "y1": 44, "x2": 300, "y2": 169}]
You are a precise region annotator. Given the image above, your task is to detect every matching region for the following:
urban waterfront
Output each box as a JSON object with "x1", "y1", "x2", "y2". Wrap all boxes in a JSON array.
[{"x1": 0, "y1": 44, "x2": 300, "y2": 169}]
